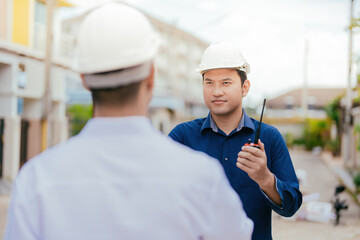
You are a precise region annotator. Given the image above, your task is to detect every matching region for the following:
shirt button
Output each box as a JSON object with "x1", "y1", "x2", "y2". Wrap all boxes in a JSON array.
[{"x1": 224, "y1": 157, "x2": 228, "y2": 161}]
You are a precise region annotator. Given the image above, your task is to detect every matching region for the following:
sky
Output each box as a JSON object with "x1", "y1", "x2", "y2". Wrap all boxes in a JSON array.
[{"x1": 67, "y1": 0, "x2": 360, "y2": 106}]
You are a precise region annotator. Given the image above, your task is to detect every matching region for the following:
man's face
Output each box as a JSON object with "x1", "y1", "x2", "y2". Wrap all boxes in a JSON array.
[{"x1": 203, "y1": 68, "x2": 249, "y2": 117}]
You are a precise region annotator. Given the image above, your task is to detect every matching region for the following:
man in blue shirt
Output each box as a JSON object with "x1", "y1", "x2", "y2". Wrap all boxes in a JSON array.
[{"x1": 169, "y1": 41, "x2": 302, "y2": 240}]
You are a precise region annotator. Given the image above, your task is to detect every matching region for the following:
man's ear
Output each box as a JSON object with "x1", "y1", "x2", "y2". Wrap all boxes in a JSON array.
[
  {"x1": 242, "y1": 79, "x2": 250, "y2": 97},
  {"x1": 80, "y1": 74, "x2": 91, "y2": 91},
  {"x1": 145, "y1": 63, "x2": 155, "y2": 90}
]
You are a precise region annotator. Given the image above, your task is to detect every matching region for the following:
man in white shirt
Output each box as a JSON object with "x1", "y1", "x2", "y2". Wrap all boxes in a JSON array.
[{"x1": 4, "y1": 2, "x2": 253, "y2": 240}]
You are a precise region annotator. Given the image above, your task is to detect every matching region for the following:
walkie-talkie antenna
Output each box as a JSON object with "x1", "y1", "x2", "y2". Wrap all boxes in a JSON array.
[{"x1": 254, "y1": 99, "x2": 266, "y2": 144}]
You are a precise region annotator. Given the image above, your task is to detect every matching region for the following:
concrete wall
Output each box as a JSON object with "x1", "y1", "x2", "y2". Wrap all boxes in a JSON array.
[
  {"x1": 267, "y1": 108, "x2": 327, "y2": 119},
  {"x1": 17, "y1": 57, "x2": 45, "y2": 99},
  {"x1": 0, "y1": 57, "x2": 20, "y2": 180},
  {"x1": 26, "y1": 119, "x2": 43, "y2": 160},
  {"x1": 0, "y1": 62, "x2": 16, "y2": 97},
  {"x1": 2, "y1": 116, "x2": 21, "y2": 180},
  {"x1": 23, "y1": 99, "x2": 44, "y2": 159},
  {"x1": 0, "y1": 49, "x2": 68, "y2": 180},
  {"x1": 271, "y1": 123, "x2": 304, "y2": 140}
]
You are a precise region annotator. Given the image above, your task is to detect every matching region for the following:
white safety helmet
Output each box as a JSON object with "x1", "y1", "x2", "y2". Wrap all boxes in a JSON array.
[
  {"x1": 73, "y1": 2, "x2": 161, "y2": 75},
  {"x1": 197, "y1": 40, "x2": 250, "y2": 75}
]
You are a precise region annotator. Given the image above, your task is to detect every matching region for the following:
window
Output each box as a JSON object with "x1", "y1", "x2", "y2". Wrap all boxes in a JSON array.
[{"x1": 285, "y1": 96, "x2": 294, "y2": 109}]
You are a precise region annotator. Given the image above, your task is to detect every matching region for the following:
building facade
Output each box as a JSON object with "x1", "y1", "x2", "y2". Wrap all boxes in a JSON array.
[
  {"x1": 0, "y1": 0, "x2": 72, "y2": 180},
  {"x1": 266, "y1": 87, "x2": 345, "y2": 140}
]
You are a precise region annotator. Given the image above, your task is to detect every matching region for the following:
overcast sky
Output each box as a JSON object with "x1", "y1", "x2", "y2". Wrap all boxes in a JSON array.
[{"x1": 68, "y1": 0, "x2": 360, "y2": 106}]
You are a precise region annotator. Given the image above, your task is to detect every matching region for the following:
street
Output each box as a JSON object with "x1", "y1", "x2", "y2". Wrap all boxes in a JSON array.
[
  {"x1": 273, "y1": 149, "x2": 360, "y2": 240},
  {"x1": 0, "y1": 150, "x2": 359, "y2": 239}
]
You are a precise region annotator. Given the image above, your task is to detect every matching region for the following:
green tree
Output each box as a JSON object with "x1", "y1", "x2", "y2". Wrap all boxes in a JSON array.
[
  {"x1": 67, "y1": 104, "x2": 93, "y2": 136},
  {"x1": 303, "y1": 118, "x2": 330, "y2": 151},
  {"x1": 325, "y1": 96, "x2": 343, "y2": 156},
  {"x1": 354, "y1": 172, "x2": 360, "y2": 194}
]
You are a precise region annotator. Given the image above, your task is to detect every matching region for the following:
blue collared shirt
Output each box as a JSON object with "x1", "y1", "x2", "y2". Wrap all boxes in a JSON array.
[{"x1": 169, "y1": 111, "x2": 302, "y2": 240}]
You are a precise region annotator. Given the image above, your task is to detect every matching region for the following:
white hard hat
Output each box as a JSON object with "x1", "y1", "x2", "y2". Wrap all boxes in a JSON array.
[
  {"x1": 197, "y1": 40, "x2": 250, "y2": 74},
  {"x1": 74, "y1": 2, "x2": 161, "y2": 75}
]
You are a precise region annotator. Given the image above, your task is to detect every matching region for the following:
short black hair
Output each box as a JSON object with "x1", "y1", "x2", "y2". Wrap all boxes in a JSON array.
[
  {"x1": 86, "y1": 67, "x2": 145, "y2": 108},
  {"x1": 91, "y1": 81, "x2": 142, "y2": 108},
  {"x1": 236, "y1": 70, "x2": 247, "y2": 85}
]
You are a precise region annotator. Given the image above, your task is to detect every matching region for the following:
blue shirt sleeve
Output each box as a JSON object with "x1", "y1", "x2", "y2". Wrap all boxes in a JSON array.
[
  {"x1": 168, "y1": 125, "x2": 183, "y2": 143},
  {"x1": 264, "y1": 127, "x2": 302, "y2": 217}
]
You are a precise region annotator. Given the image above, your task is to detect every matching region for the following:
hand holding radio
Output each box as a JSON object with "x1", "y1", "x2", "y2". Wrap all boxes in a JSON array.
[
  {"x1": 236, "y1": 99, "x2": 273, "y2": 188},
  {"x1": 236, "y1": 139, "x2": 273, "y2": 187}
]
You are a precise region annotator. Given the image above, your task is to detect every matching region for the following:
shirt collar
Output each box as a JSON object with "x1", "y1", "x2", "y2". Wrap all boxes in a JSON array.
[
  {"x1": 79, "y1": 116, "x2": 155, "y2": 137},
  {"x1": 243, "y1": 110, "x2": 256, "y2": 131},
  {"x1": 201, "y1": 110, "x2": 255, "y2": 133}
]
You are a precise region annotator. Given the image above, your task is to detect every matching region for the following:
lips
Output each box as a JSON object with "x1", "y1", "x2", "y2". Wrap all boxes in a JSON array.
[{"x1": 212, "y1": 99, "x2": 227, "y2": 104}]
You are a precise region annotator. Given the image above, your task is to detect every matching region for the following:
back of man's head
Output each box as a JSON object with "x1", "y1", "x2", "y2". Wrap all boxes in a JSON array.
[{"x1": 73, "y1": 2, "x2": 160, "y2": 109}]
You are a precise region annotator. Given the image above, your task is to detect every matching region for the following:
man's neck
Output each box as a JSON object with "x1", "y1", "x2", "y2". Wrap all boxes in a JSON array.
[
  {"x1": 93, "y1": 104, "x2": 147, "y2": 118},
  {"x1": 211, "y1": 108, "x2": 243, "y2": 136}
]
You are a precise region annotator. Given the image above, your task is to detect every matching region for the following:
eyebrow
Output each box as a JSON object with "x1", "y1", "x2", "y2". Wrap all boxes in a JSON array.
[
  {"x1": 204, "y1": 78, "x2": 234, "y2": 81},
  {"x1": 221, "y1": 78, "x2": 233, "y2": 81}
]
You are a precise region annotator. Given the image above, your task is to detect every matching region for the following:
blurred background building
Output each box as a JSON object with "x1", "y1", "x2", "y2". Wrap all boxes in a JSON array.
[
  {"x1": 0, "y1": 0, "x2": 208, "y2": 181},
  {"x1": 266, "y1": 88, "x2": 345, "y2": 140},
  {"x1": 0, "y1": 0, "x2": 73, "y2": 181}
]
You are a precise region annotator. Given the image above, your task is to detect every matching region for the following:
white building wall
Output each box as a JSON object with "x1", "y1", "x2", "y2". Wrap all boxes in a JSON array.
[
  {"x1": 0, "y1": 48, "x2": 68, "y2": 180},
  {"x1": 267, "y1": 108, "x2": 327, "y2": 119},
  {"x1": 0, "y1": 58, "x2": 20, "y2": 180},
  {"x1": 23, "y1": 98, "x2": 44, "y2": 119},
  {"x1": 2, "y1": 116, "x2": 21, "y2": 180},
  {"x1": 17, "y1": 57, "x2": 45, "y2": 99},
  {"x1": 0, "y1": 1, "x2": 70, "y2": 181},
  {"x1": 271, "y1": 123, "x2": 304, "y2": 140}
]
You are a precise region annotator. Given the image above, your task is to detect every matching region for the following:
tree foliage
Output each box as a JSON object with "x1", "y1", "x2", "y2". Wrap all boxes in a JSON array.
[
  {"x1": 67, "y1": 104, "x2": 93, "y2": 136},
  {"x1": 302, "y1": 118, "x2": 330, "y2": 151},
  {"x1": 324, "y1": 96, "x2": 343, "y2": 156}
]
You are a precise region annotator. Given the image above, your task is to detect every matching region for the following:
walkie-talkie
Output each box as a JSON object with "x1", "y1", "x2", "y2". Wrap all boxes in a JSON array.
[{"x1": 244, "y1": 98, "x2": 266, "y2": 149}]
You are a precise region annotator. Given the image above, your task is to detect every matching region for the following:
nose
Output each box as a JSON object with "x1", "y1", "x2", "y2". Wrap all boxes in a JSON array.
[{"x1": 213, "y1": 85, "x2": 224, "y2": 97}]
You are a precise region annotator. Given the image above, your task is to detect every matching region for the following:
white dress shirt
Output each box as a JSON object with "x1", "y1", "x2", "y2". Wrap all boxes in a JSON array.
[{"x1": 4, "y1": 116, "x2": 253, "y2": 240}]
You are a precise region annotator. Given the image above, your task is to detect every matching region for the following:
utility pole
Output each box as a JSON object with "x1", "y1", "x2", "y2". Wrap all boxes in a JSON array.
[
  {"x1": 301, "y1": 37, "x2": 309, "y2": 119},
  {"x1": 344, "y1": 0, "x2": 354, "y2": 168},
  {"x1": 44, "y1": 0, "x2": 55, "y2": 148}
]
